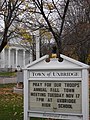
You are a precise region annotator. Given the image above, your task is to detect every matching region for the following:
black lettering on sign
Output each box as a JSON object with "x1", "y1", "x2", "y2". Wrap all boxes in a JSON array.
[
  {"x1": 66, "y1": 94, "x2": 74, "y2": 98},
  {"x1": 44, "y1": 83, "x2": 51, "y2": 87},
  {"x1": 47, "y1": 98, "x2": 52, "y2": 102},
  {"x1": 54, "y1": 83, "x2": 61, "y2": 87},
  {"x1": 76, "y1": 94, "x2": 80, "y2": 98},
  {"x1": 33, "y1": 88, "x2": 47, "y2": 92},
  {"x1": 64, "y1": 83, "x2": 79, "y2": 87},
  {"x1": 33, "y1": 83, "x2": 42, "y2": 86},
  {"x1": 58, "y1": 104, "x2": 72, "y2": 109},
  {"x1": 31, "y1": 93, "x2": 46, "y2": 97},
  {"x1": 32, "y1": 72, "x2": 45, "y2": 77},
  {"x1": 50, "y1": 88, "x2": 59, "y2": 92},
  {"x1": 64, "y1": 88, "x2": 74, "y2": 92},
  {"x1": 36, "y1": 98, "x2": 44, "y2": 102},
  {"x1": 48, "y1": 93, "x2": 64, "y2": 97},
  {"x1": 57, "y1": 99, "x2": 76, "y2": 103},
  {"x1": 47, "y1": 72, "x2": 51, "y2": 77},
  {"x1": 42, "y1": 103, "x2": 51, "y2": 107}
]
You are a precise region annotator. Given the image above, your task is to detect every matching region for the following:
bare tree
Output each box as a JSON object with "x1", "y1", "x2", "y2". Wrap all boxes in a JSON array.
[
  {"x1": 62, "y1": 0, "x2": 90, "y2": 63},
  {"x1": 0, "y1": 0, "x2": 25, "y2": 52},
  {"x1": 29, "y1": 0, "x2": 70, "y2": 59}
]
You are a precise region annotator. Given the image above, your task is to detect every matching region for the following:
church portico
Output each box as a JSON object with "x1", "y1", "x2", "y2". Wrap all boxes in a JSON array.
[
  {"x1": 18, "y1": 49, "x2": 25, "y2": 68},
  {"x1": 10, "y1": 49, "x2": 16, "y2": 68},
  {"x1": 0, "y1": 44, "x2": 31, "y2": 69}
]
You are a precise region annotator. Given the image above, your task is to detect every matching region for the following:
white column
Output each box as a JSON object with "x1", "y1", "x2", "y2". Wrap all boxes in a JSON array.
[
  {"x1": 16, "y1": 49, "x2": 18, "y2": 68},
  {"x1": 23, "y1": 50, "x2": 25, "y2": 67},
  {"x1": 35, "y1": 30, "x2": 40, "y2": 60},
  {"x1": 1, "y1": 49, "x2": 5, "y2": 68},
  {"x1": 8, "y1": 48, "x2": 11, "y2": 68},
  {"x1": 30, "y1": 48, "x2": 33, "y2": 63}
]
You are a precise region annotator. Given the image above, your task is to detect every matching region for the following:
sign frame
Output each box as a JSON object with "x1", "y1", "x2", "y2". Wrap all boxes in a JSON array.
[{"x1": 24, "y1": 55, "x2": 89, "y2": 120}]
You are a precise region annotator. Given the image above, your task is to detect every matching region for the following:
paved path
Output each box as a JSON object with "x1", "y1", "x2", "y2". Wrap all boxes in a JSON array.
[{"x1": 0, "y1": 77, "x2": 17, "y2": 84}]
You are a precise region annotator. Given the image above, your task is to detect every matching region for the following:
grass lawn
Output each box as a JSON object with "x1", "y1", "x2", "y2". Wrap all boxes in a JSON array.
[
  {"x1": 0, "y1": 84, "x2": 23, "y2": 120},
  {"x1": 0, "y1": 72, "x2": 16, "y2": 77}
]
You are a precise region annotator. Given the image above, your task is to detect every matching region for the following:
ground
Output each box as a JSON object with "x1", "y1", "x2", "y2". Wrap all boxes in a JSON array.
[{"x1": 0, "y1": 84, "x2": 23, "y2": 120}]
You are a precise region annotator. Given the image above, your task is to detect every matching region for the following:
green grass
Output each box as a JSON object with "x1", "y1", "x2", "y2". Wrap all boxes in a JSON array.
[
  {"x1": 0, "y1": 83, "x2": 23, "y2": 120},
  {"x1": 0, "y1": 72, "x2": 16, "y2": 77},
  {"x1": 0, "y1": 83, "x2": 16, "y2": 88}
]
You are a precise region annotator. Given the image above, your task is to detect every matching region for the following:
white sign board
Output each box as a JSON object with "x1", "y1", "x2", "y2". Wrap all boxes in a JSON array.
[
  {"x1": 29, "y1": 81, "x2": 82, "y2": 113},
  {"x1": 24, "y1": 55, "x2": 89, "y2": 120}
]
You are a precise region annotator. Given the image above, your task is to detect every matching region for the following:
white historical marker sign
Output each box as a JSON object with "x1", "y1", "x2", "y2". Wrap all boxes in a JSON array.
[{"x1": 24, "y1": 54, "x2": 89, "y2": 120}]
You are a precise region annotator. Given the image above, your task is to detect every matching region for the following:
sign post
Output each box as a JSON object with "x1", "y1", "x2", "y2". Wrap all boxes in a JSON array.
[{"x1": 24, "y1": 55, "x2": 89, "y2": 120}]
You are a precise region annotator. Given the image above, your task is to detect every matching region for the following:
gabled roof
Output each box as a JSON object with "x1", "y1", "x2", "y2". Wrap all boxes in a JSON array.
[{"x1": 24, "y1": 54, "x2": 89, "y2": 70}]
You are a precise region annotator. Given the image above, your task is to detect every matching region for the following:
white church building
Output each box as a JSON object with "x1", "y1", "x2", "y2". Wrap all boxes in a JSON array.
[{"x1": 0, "y1": 43, "x2": 33, "y2": 69}]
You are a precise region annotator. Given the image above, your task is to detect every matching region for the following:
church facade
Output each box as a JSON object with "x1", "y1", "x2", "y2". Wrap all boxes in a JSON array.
[{"x1": 0, "y1": 43, "x2": 33, "y2": 69}]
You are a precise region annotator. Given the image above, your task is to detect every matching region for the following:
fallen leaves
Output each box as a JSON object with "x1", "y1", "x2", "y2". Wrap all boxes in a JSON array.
[{"x1": 0, "y1": 84, "x2": 23, "y2": 120}]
